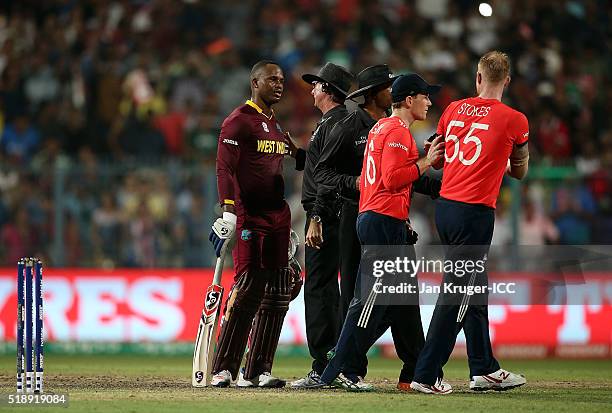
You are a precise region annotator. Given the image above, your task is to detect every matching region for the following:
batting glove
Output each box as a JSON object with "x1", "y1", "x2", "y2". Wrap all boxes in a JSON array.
[{"x1": 209, "y1": 212, "x2": 237, "y2": 258}]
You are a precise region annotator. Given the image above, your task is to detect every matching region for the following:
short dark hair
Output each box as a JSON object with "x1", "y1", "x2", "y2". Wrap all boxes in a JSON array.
[
  {"x1": 321, "y1": 83, "x2": 345, "y2": 104},
  {"x1": 250, "y1": 60, "x2": 280, "y2": 79},
  {"x1": 391, "y1": 101, "x2": 404, "y2": 110}
]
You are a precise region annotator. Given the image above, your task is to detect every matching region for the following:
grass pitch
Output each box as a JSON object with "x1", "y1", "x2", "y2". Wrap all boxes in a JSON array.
[{"x1": 0, "y1": 355, "x2": 611, "y2": 412}]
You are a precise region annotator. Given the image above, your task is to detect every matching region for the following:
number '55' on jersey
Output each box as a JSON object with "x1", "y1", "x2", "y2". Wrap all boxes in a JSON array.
[{"x1": 437, "y1": 96, "x2": 529, "y2": 208}]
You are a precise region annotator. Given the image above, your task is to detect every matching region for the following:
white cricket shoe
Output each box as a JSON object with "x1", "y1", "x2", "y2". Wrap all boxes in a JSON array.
[
  {"x1": 211, "y1": 370, "x2": 232, "y2": 387},
  {"x1": 410, "y1": 378, "x2": 453, "y2": 395},
  {"x1": 290, "y1": 370, "x2": 326, "y2": 389},
  {"x1": 237, "y1": 369, "x2": 286, "y2": 388},
  {"x1": 332, "y1": 373, "x2": 374, "y2": 392},
  {"x1": 470, "y1": 368, "x2": 526, "y2": 391}
]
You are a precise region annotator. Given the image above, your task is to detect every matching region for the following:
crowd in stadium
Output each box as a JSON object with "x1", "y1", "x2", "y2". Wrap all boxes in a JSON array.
[{"x1": 0, "y1": 0, "x2": 610, "y2": 266}]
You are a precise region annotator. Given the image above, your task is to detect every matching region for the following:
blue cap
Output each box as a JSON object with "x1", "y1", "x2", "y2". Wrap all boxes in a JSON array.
[{"x1": 391, "y1": 74, "x2": 441, "y2": 103}]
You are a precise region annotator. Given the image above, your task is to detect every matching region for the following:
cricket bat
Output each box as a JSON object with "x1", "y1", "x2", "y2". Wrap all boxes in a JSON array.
[{"x1": 192, "y1": 255, "x2": 225, "y2": 387}]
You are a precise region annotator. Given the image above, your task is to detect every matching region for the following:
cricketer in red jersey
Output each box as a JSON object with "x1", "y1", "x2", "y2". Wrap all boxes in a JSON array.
[
  {"x1": 435, "y1": 97, "x2": 528, "y2": 208},
  {"x1": 411, "y1": 51, "x2": 529, "y2": 395},
  {"x1": 208, "y1": 60, "x2": 305, "y2": 388},
  {"x1": 358, "y1": 116, "x2": 421, "y2": 219},
  {"x1": 316, "y1": 73, "x2": 445, "y2": 389},
  {"x1": 359, "y1": 75, "x2": 446, "y2": 220}
]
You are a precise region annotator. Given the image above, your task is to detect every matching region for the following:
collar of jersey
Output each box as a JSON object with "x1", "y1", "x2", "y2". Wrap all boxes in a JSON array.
[
  {"x1": 388, "y1": 115, "x2": 409, "y2": 130},
  {"x1": 246, "y1": 99, "x2": 274, "y2": 120}
]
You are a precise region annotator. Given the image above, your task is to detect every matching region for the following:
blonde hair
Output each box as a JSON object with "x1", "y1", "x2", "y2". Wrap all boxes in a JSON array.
[{"x1": 478, "y1": 51, "x2": 510, "y2": 83}]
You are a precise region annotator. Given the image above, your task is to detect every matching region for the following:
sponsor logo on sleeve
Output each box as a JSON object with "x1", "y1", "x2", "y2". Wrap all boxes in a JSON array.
[
  {"x1": 222, "y1": 138, "x2": 238, "y2": 146},
  {"x1": 388, "y1": 141, "x2": 408, "y2": 151}
]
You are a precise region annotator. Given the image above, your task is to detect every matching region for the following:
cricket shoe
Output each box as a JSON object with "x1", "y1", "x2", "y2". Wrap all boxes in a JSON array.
[
  {"x1": 396, "y1": 381, "x2": 412, "y2": 392},
  {"x1": 290, "y1": 370, "x2": 326, "y2": 389},
  {"x1": 236, "y1": 369, "x2": 286, "y2": 388},
  {"x1": 410, "y1": 378, "x2": 453, "y2": 395},
  {"x1": 470, "y1": 368, "x2": 526, "y2": 391},
  {"x1": 332, "y1": 373, "x2": 374, "y2": 392},
  {"x1": 211, "y1": 370, "x2": 232, "y2": 387}
]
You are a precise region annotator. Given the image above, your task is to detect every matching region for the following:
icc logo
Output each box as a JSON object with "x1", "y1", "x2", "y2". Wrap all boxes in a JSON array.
[
  {"x1": 262, "y1": 122, "x2": 269, "y2": 132},
  {"x1": 195, "y1": 371, "x2": 204, "y2": 383}
]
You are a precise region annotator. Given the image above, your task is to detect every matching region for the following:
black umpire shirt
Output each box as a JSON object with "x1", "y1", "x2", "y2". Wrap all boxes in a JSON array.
[
  {"x1": 301, "y1": 104, "x2": 349, "y2": 219},
  {"x1": 316, "y1": 106, "x2": 441, "y2": 210}
]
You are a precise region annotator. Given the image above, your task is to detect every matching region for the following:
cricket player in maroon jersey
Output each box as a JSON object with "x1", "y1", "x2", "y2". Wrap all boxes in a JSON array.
[
  {"x1": 208, "y1": 60, "x2": 304, "y2": 388},
  {"x1": 411, "y1": 51, "x2": 530, "y2": 394}
]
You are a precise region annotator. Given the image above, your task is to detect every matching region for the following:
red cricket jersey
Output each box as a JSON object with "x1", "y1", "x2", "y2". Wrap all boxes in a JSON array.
[
  {"x1": 437, "y1": 97, "x2": 529, "y2": 208},
  {"x1": 359, "y1": 116, "x2": 420, "y2": 220}
]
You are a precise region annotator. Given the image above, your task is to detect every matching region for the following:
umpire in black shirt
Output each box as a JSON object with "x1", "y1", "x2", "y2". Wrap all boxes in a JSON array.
[
  {"x1": 314, "y1": 65, "x2": 441, "y2": 389},
  {"x1": 317, "y1": 65, "x2": 441, "y2": 315},
  {"x1": 291, "y1": 63, "x2": 354, "y2": 387}
]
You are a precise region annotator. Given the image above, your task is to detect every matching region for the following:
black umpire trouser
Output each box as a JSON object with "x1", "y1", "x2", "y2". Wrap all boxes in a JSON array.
[
  {"x1": 413, "y1": 198, "x2": 500, "y2": 385},
  {"x1": 339, "y1": 200, "x2": 360, "y2": 319},
  {"x1": 321, "y1": 211, "x2": 424, "y2": 384},
  {"x1": 304, "y1": 214, "x2": 341, "y2": 374},
  {"x1": 337, "y1": 200, "x2": 368, "y2": 377}
]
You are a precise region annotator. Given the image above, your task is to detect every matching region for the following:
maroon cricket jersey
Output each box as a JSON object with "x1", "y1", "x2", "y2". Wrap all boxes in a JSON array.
[{"x1": 216, "y1": 100, "x2": 288, "y2": 216}]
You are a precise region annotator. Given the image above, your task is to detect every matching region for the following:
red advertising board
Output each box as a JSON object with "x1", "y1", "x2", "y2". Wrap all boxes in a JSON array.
[
  {"x1": 1, "y1": 268, "x2": 611, "y2": 356},
  {"x1": 0, "y1": 268, "x2": 234, "y2": 342}
]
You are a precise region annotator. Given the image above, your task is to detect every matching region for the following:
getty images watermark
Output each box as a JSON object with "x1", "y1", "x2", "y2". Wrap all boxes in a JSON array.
[
  {"x1": 372, "y1": 256, "x2": 515, "y2": 296},
  {"x1": 358, "y1": 245, "x2": 612, "y2": 306}
]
